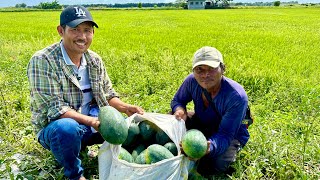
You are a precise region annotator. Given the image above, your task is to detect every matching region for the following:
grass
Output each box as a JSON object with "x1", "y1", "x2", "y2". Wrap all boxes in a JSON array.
[{"x1": 0, "y1": 7, "x2": 319, "y2": 179}]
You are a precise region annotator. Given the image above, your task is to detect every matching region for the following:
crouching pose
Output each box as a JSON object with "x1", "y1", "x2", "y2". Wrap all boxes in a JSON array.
[
  {"x1": 27, "y1": 5, "x2": 144, "y2": 180},
  {"x1": 171, "y1": 46, "x2": 250, "y2": 176}
]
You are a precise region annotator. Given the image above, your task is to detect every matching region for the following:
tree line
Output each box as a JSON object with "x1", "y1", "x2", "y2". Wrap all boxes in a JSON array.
[
  {"x1": 14, "y1": 0, "x2": 318, "y2": 9},
  {"x1": 15, "y1": 1, "x2": 181, "y2": 9}
]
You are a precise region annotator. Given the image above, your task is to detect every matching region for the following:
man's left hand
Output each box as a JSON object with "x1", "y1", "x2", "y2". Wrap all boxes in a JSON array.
[{"x1": 89, "y1": 117, "x2": 100, "y2": 132}]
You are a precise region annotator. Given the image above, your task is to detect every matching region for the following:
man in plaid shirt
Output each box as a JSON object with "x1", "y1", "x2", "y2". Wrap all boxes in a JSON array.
[{"x1": 27, "y1": 5, "x2": 144, "y2": 180}]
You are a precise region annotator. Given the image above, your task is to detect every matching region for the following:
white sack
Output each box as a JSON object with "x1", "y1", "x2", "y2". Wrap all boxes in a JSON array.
[{"x1": 98, "y1": 113, "x2": 194, "y2": 180}]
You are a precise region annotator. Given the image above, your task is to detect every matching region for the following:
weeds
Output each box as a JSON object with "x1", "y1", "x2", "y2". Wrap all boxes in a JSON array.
[{"x1": 0, "y1": 7, "x2": 319, "y2": 179}]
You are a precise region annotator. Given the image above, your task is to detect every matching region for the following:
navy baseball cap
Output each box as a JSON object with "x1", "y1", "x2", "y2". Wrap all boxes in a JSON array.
[{"x1": 60, "y1": 5, "x2": 98, "y2": 28}]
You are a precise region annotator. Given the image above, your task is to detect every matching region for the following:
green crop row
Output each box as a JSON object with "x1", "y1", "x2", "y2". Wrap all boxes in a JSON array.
[{"x1": 0, "y1": 7, "x2": 319, "y2": 179}]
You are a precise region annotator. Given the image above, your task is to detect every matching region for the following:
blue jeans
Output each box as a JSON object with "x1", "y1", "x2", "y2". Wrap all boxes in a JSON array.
[{"x1": 38, "y1": 116, "x2": 103, "y2": 179}]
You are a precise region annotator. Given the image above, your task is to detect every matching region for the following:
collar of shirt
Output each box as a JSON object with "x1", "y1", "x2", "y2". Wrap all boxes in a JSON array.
[{"x1": 60, "y1": 41, "x2": 87, "y2": 74}]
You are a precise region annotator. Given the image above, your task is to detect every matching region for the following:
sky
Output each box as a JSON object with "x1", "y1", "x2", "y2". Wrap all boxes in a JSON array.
[
  {"x1": 1, "y1": 0, "x2": 170, "y2": 7},
  {"x1": 0, "y1": 0, "x2": 319, "y2": 7}
]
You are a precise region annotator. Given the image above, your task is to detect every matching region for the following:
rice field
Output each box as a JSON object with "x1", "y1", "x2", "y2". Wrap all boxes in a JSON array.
[{"x1": 0, "y1": 7, "x2": 319, "y2": 179}]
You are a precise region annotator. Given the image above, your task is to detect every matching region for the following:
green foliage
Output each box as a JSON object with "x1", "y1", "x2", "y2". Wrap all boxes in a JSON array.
[
  {"x1": 37, "y1": 0, "x2": 62, "y2": 9},
  {"x1": 15, "y1": 3, "x2": 27, "y2": 8},
  {"x1": 274, "y1": 1, "x2": 281, "y2": 6},
  {"x1": 174, "y1": 0, "x2": 187, "y2": 8},
  {"x1": 218, "y1": 0, "x2": 233, "y2": 7},
  {"x1": 0, "y1": 7, "x2": 319, "y2": 179},
  {"x1": 138, "y1": 2, "x2": 142, "y2": 8}
]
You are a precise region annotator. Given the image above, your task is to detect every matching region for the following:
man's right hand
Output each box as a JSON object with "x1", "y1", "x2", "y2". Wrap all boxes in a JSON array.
[{"x1": 174, "y1": 108, "x2": 187, "y2": 121}]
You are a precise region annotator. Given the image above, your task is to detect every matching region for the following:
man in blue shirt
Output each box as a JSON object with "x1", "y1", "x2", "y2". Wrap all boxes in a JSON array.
[{"x1": 171, "y1": 46, "x2": 250, "y2": 176}]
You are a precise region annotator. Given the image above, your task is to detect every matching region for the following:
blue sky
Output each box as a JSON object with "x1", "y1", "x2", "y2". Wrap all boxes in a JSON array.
[
  {"x1": 0, "y1": 0, "x2": 319, "y2": 7},
  {"x1": 1, "y1": 0, "x2": 168, "y2": 7}
]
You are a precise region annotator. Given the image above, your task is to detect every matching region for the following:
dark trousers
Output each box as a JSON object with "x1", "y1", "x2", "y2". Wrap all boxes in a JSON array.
[
  {"x1": 186, "y1": 112, "x2": 241, "y2": 176},
  {"x1": 197, "y1": 139, "x2": 241, "y2": 175}
]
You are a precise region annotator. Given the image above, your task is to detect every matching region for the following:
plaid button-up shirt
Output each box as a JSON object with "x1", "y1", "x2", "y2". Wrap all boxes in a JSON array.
[{"x1": 27, "y1": 42, "x2": 118, "y2": 134}]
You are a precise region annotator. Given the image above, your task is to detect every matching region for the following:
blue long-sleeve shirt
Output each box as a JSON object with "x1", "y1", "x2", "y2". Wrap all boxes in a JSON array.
[{"x1": 171, "y1": 74, "x2": 250, "y2": 157}]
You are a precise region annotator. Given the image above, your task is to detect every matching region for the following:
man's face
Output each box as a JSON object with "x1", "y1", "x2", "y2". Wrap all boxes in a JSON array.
[
  {"x1": 193, "y1": 64, "x2": 223, "y2": 90},
  {"x1": 58, "y1": 21, "x2": 94, "y2": 57}
]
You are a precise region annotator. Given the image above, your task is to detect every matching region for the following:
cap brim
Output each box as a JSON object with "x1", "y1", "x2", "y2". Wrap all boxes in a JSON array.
[
  {"x1": 192, "y1": 61, "x2": 220, "y2": 69},
  {"x1": 66, "y1": 19, "x2": 98, "y2": 28}
]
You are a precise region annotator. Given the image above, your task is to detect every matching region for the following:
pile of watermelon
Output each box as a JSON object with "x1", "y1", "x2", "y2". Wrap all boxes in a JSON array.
[
  {"x1": 98, "y1": 106, "x2": 208, "y2": 164},
  {"x1": 119, "y1": 120, "x2": 178, "y2": 164},
  {"x1": 98, "y1": 106, "x2": 177, "y2": 164}
]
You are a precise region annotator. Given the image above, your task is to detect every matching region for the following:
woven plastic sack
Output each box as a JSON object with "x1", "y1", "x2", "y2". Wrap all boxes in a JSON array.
[{"x1": 98, "y1": 113, "x2": 194, "y2": 180}]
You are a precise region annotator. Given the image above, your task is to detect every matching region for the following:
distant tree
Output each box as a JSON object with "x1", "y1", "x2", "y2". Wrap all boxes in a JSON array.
[
  {"x1": 37, "y1": 0, "x2": 62, "y2": 9},
  {"x1": 175, "y1": 0, "x2": 187, "y2": 8},
  {"x1": 138, "y1": 2, "x2": 142, "y2": 8},
  {"x1": 15, "y1": 3, "x2": 27, "y2": 8},
  {"x1": 217, "y1": 0, "x2": 233, "y2": 7},
  {"x1": 274, "y1": 1, "x2": 281, "y2": 6}
]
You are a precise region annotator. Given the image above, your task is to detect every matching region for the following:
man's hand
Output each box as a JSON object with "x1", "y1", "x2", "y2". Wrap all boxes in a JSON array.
[
  {"x1": 205, "y1": 140, "x2": 211, "y2": 155},
  {"x1": 88, "y1": 117, "x2": 100, "y2": 132},
  {"x1": 174, "y1": 108, "x2": 187, "y2": 121},
  {"x1": 108, "y1": 97, "x2": 144, "y2": 117},
  {"x1": 125, "y1": 105, "x2": 144, "y2": 116}
]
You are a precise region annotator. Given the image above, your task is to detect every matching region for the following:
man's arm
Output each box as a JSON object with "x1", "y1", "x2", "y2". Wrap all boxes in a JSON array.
[
  {"x1": 60, "y1": 97, "x2": 145, "y2": 131},
  {"x1": 208, "y1": 99, "x2": 247, "y2": 157},
  {"x1": 108, "y1": 97, "x2": 144, "y2": 117},
  {"x1": 60, "y1": 110, "x2": 100, "y2": 131},
  {"x1": 171, "y1": 74, "x2": 194, "y2": 120}
]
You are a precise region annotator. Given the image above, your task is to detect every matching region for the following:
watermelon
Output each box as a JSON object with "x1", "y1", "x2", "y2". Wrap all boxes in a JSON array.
[
  {"x1": 188, "y1": 168, "x2": 205, "y2": 180},
  {"x1": 131, "y1": 144, "x2": 145, "y2": 160},
  {"x1": 164, "y1": 142, "x2": 178, "y2": 156},
  {"x1": 181, "y1": 129, "x2": 207, "y2": 159},
  {"x1": 145, "y1": 144, "x2": 174, "y2": 164},
  {"x1": 135, "y1": 149, "x2": 147, "y2": 164},
  {"x1": 98, "y1": 106, "x2": 128, "y2": 145},
  {"x1": 138, "y1": 120, "x2": 158, "y2": 142},
  {"x1": 155, "y1": 129, "x2": 171, "y2": 145},
  {"x1": 122, "y1": 122, "x2": 140, "y2": 147},
  {"x1": 118, "y1": 147, "x2": 134, "y2": 163}
]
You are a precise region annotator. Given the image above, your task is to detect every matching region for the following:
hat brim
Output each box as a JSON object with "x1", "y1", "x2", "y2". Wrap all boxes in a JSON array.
[
  {"x1": 192, "y1": 61, "x2": 220, "y2": 69},
  {"x1": 66, "y1": 19, "x2": 98, "y2": 28}
]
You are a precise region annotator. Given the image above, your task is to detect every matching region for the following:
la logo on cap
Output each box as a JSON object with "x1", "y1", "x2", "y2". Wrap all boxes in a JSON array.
[{"x1": 74, "y1": 7, "x2": 86, "y2": 17}]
